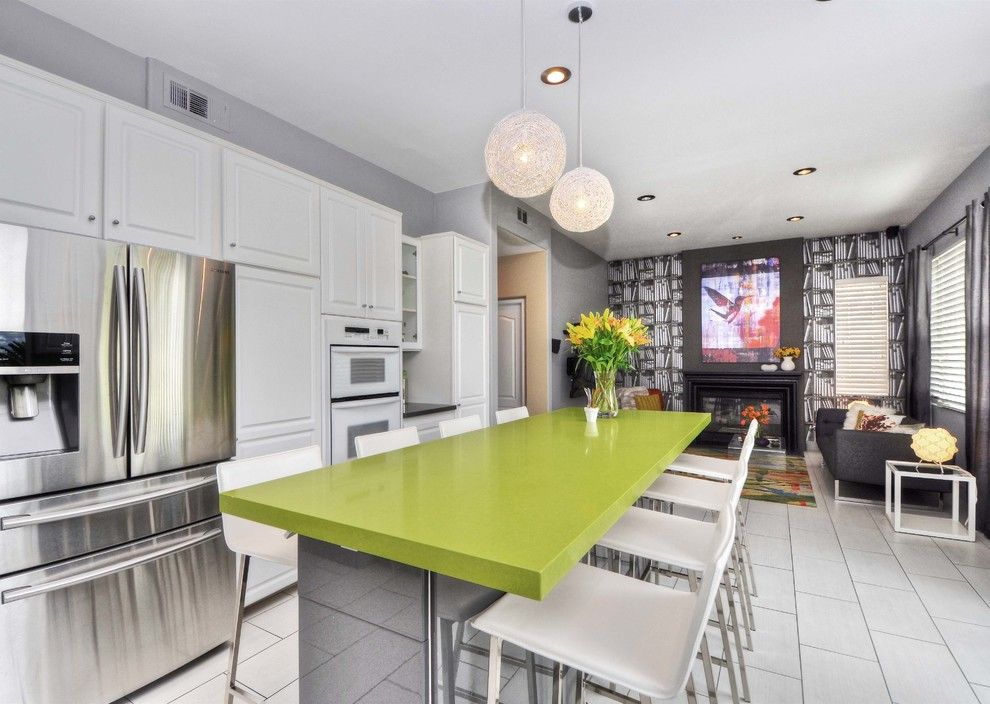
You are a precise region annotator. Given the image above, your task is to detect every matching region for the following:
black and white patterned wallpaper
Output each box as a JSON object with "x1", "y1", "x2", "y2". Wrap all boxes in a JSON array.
[{"x1": 608, "y1": 231, "x2": 906, "y2": 425}]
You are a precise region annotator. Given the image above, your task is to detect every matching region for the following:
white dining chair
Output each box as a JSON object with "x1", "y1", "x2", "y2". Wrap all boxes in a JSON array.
[
  {"x1": 495, "y1": 406, "x2": 529, "y2": 424},
  {"x1": 216, "y1": 445, "x2": 324, "y2": 704},
  {"x1": 439, "y1": 415, "x2": 482, "y2": 438},
  {"x1": 354, "y1": 426, "x2": 420, "y2": 458},
  {"x1": 473, "y1": 504, "x2": 737, "y2": 704},
  {"x1": 667, "y1": 420, "x2": 759, "y2": 482}
]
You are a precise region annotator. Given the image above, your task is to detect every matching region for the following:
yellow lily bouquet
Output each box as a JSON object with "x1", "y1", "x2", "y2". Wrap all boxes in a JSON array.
[{"x1": 566, "y1": 309, "x2": 651, "y2": 417}]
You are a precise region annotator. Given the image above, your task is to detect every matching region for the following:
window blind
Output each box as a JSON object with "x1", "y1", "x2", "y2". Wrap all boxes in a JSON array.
[
  {"x1": 834, "y1": 276, "x2": 889, "y2": 396},
  {"x1": 930, "y1": 239, "x2": 966, "y2": 412}
]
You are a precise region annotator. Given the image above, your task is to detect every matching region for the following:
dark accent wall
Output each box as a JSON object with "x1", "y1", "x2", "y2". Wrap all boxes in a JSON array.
[{"x1": 681, "y1": 238, "x2": 806, "y2": 374}]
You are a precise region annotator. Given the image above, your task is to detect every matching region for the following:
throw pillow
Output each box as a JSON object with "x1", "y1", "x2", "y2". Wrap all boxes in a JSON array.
[
  {"x1": 617, "y1": 386, "x2": 649, "y2": 410},
  {"x1": 843, "y1": 403, "x2": 901, "y2": 430},
  {"x1": 634, "y1": 394, "x2": 663, "y2": 411},
  {"x1": 855, "y1": 412, "x2": 897, "y2": 432}
]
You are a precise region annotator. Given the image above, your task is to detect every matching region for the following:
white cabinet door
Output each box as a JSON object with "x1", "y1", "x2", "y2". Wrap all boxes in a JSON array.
[
  {"x1": 0, "y1": 64, "x2": 102, "y2": 236},
  {"x1": 365, "y1": 207, "x2": 402, "y2": 321},
  {"x1": 454, "y1": 238, "x2": 489, "y2": 306},
  {"x1": 453, "y1": 303, "x2": 489, "y2": 410},
  {"x1": 105, "y1": 106, "x2": 220, "y2": 256},
  {"x1": 458, "y1": 402, "x2": 488, "y2": 428},
  {"x1": 321, "y1": 188, "x2": 366, "y2": 317},
  {"x1": 223, "y1": 149, "x2": 320, "y2": 275},
  {"x1": 235, "y1": 266, "x2": 321, "y2": 456}
]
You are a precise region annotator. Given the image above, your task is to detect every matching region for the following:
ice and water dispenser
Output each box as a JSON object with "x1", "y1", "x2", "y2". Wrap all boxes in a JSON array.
[{"x1": 0, "y1": 331, "x2": 80, "y2": 458}]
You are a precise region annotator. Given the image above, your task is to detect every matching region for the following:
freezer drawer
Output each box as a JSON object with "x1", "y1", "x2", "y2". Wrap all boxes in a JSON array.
[
  {"x1": 0, "y1": 464, "x2": 220, "y2": 575},
  {"x1": 0, "y1": 517, "x2": 234, "y2": 704}
]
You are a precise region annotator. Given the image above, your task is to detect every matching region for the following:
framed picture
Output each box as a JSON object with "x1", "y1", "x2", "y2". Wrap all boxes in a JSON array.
[{"x1": 701, "y1": 257, "x2": 781, "y2": 363}]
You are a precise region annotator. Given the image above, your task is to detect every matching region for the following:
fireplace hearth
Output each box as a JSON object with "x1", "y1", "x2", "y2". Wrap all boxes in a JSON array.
[{"x1": 684, "y1": 372, "x2": 802, "y2": 452}]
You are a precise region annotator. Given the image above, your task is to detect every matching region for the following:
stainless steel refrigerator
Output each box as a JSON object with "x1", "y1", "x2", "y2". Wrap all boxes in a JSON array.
[{"x1": 0, "y1": 222, "x2": 236, "y2": 704}]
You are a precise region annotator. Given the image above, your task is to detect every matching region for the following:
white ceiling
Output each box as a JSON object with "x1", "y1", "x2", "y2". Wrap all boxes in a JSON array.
[{"x1": 23, "y1": 0, "x2": 990, "y2": 259}]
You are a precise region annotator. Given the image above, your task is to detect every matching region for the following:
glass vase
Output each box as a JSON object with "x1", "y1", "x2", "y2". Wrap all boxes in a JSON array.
[{"x1": 593, "y1": 369, "x2": 619, "y2": 418}]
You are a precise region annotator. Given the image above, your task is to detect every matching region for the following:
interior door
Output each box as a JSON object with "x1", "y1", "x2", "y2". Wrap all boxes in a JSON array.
[
  {"x1": 129, "y1": 246, "x2": 234, "y2": 476},
  {"x1": 497, "y1": 299, "x2": 525, "y2": 410}
]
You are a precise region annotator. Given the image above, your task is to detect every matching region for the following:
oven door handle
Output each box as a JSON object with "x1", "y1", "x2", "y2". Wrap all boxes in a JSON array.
[
  {"x1": 1, "y1": 526, "x2": 221, "y2": 604},
  {"x1": 331, "y1": 396, "x2": 401, "y2": 410},
  {"x1": 0, "y1": 476, "x2": 216, "y2": 531}
]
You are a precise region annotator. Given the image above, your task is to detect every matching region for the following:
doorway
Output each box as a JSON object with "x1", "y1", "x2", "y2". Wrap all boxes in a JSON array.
[{"x1": 498, "y1": 298, "x2": 526, "y2": 410}]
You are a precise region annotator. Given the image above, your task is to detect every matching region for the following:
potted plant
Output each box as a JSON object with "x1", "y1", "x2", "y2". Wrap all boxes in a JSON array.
[
  {"x1": 566, "y1": 309, "x2": 651, "y2": 418},
  {"x1": 773, "y1": 346, "x2": 801, "y2": 372},
  {"x1": 741, "y1": 403, "x2": 773, "y2": 446}
]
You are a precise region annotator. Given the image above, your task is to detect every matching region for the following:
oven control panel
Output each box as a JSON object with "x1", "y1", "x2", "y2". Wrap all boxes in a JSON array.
[{"x1": 324, "y1": 316, "x2": 401, "y2": 346}]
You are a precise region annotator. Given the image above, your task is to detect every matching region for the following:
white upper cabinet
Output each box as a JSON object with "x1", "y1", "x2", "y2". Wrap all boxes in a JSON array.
[
  {"x1": 454, "y1": 238, "x2": 489, "y2": 306},
  {"x1": 320, "y1": 186, "x2": 401, "y2": 321},
  {"x1": 365, "y1": 208, "x2": 402, "y2": 321},
  {"x1": 104, "y1": 105, "x2": 220, "y2": 256},
  {"x1": 235, "y1": 265, "x2": 321, "y2": 457},
  {"x1": 223, "y1": 149, "x2": 320, "y2": 276},
  {"x1": 0, "y1": 64, "x2": 103, "y2": 236}
]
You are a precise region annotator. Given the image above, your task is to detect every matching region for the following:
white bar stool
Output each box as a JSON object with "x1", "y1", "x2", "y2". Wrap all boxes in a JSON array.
[
  {"x1": 666, "y1": 420, "x2": 758, "y2": 482},
  {"x1": 439, "y1": 415, "x2": 482, "y2": 438},
  {"x1": 216, "y1": 445, "x2": 324, "y2": 704},
  {"x1": 495, "y1": 406, "x2": 529, "y2": 424},
  {"x1": 354, "y1": 425, "x2": 419, "y2": 457},
  {"x1": 473, "y1": 505, "x2": 737, "y2": 704}
]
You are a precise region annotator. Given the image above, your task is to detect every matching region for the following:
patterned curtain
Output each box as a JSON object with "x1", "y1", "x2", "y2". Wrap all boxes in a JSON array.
[
  {"x1": 965, "y1": 192, "x2": 990, "y2": 533},
  {"x1": 905, "y1": 246, "x2": 931, "y2": 423}
]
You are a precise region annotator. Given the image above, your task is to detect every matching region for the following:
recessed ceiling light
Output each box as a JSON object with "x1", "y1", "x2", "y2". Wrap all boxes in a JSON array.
[
  {"x1": 666, "y1": 231, "x2": 682, "y2": 238},
  {"x1": 787, "y1": 215, "x2": 805, "y2": 222},
  {"x1": 637, "y1": 194, "x2": 656, "y2": 202},
  {"x1": 793, "y1": 167, "x2": 817, "y2": 176},
  {"x1": 731, "y1": 235, "x2": 743, "y2": 240},
  {"x1": 541, "y1": 66, "x2": 571, "y2": 85}
]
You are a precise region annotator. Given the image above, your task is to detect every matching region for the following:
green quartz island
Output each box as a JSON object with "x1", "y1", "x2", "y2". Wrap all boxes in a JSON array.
[{"x1": 220, "y1": 407, "x2": 709, "y2": 703}]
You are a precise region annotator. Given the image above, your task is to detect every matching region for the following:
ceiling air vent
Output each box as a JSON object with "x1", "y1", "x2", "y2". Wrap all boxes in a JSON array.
[
  {"x1": 162, "y1": 74, "x2": 230, "y2": 131},
  {"x1": 516, "y1": 206, "x2": 529, "y2": 226}
]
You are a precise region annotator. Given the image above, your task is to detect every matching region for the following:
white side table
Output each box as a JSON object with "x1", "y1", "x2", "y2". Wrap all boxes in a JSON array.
[{"x1": 885, "y1": 460, "x2": 976, "y2": 542}]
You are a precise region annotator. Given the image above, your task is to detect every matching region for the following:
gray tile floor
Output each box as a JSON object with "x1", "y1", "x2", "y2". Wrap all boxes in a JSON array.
[{"x1": 122, "y1": 448, "x2": 990, "y2": 704}]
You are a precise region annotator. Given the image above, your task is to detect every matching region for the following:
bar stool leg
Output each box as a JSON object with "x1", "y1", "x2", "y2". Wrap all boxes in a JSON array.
[
  {"x1": 487, "y1": 636, "x2": 503, "y2": 704},
  {"x1": 440, "y1": 619, "x2": 457, "y2": 704},
  {"x1": 225, "y1": 553, "x2": 251, "y2": 704},
  {"x1": 525, "y1": 652, "x2": 539, "y2": 704},
  {"x1": 719, "y1": 571, "x2": 750, "y2": 703},
  {"x1": 731, "y1": 547, "x2": 754, "y2": 650},
  {"x1": 685, "y1": 672, "x2": 698, "y2": 704},
  {"x1": 551, "y1": 662, "x2": 564, "y2": 704},
  {"x1": 733, "y1": 543, "x2": 756, "y2": 634},
  {"x1": 737, "y1": 516, "x2": 759, "y2": 598},
  {"x1": 714, "y1": 588, "x2": 741, "y2": 704},
  {"x1": 699, "y1": 633, "x2": 719, "y2": 704},
  {"x1": 574, "y1": 669, "x2": 585, "y2": 703}
]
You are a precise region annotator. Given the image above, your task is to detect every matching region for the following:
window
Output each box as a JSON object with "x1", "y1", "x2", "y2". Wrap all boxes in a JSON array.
[
  {"x1": 834, "y1": 276, "x2": 889, "y2": 396},
  {"x1": 930, "y1": 239, "x2": 966, "y2": 411}
]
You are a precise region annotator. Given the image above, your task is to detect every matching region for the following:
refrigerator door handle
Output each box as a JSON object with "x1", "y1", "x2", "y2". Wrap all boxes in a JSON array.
[
  {"x1": 131, "y1": 266, "x2": 150, "y2": 455},
  {"x1": 110, "y1": 264, "x2": 129, "y2": 458},
  {"x1": 0, "y1": 526, "x2": 222, "y2": 604}
]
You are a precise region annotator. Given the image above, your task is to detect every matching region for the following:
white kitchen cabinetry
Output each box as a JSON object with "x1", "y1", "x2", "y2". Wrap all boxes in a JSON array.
[
  {"x1": 104, "y1": 105, "x2": 220, "y2": 257},
  {"x1": 223, "y1": 149, "x2": 320, "y2": 275},
  {"x1": 0, "y1": 63, "x2": 103, "y2": 236},
  {"x1": 404, "y1": 233, "x2": 490, "y2": 425},
  {"x1": 402, "y1": 408, "x2": 457, "y2": 444},
  {"x1": 321, "y1": 187, "x2": 401, "y2": 321},
  {"x1": 401, "y1": 236, "x2": 423, "y2": 350},
  {"x1": 454, "y1": 237, "x2": 489, "y2": 306},
  {"x1": 235, "y1": 265, "x2": 321, "y2": 457}
]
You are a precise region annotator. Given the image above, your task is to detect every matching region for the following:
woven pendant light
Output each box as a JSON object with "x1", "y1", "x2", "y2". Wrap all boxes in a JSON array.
[
  {"x1": 484, "y1": 0, "x2": 566, "y2": 198},
  {"x1": 550, "y1": 4, "x2": 614, "y2": 233}
]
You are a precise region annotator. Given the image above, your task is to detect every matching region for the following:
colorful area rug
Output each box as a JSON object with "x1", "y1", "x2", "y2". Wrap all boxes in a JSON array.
[{"x1": 685, "y1": 446, "x2": 817, "y2": 507}]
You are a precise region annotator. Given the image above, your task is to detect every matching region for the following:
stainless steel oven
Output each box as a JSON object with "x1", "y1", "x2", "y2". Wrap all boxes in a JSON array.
[{"x1": 324, "y1": 316, "x2": 402, "y2": 464}]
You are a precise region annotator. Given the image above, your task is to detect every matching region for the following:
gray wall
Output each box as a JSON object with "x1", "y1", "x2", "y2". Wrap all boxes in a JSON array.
[
  {"x1": 681, "y1": 238, "x2": 805, "y2": 374},
  {"x1": 0, "y1": 0, "x2": 436, "y2": 235},
  {"x1": 432, "y1": 183, "x2": 493, "y2": 245},
  {"x1": 550, "y1": 229, "x2": 608, "y2": 409}
]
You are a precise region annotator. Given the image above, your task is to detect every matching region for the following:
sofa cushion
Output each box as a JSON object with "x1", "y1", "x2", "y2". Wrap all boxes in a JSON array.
[{"x1": 843, "y1": 403, "x2": 902, "y2": 429}]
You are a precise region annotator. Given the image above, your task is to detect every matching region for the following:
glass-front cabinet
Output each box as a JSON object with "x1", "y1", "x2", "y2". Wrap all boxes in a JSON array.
[{"x1": 401, "y1": 236, "x2": 422, "y2": 350}]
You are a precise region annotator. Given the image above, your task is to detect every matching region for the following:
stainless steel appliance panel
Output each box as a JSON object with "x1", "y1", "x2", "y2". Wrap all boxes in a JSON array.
[
  {"x1": 0, "y1": 224, "x2": 129, "y2": 500},
  {"x1": 0, "y1": 464, "x2": 220, "y2": 575},
  {"x1": 129, "y1": 246, "x2": 234, "y2": 476},
  {"x1": 0, "y1": 517, "x2": 234, "y2": 704}
]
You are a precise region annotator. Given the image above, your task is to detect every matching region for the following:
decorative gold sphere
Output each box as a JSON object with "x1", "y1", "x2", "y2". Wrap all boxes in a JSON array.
[
  {"x1": 911, "y1": 427, "x2": 958, "y2": 465},
  {"x1": 484, "y1": 109, "x2": 567, "y2": 198}
]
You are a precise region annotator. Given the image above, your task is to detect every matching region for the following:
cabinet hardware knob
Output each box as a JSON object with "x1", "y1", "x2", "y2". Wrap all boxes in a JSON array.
[
  {"x1": 230, "y1": 242, "x2": 237, "y2": 248},
  {"x1": 112, "y1": 219, "x2": 120, "y2": 225},
  {"x1": 88, "y1": 215, "x2": 96, "y2": 222},
  {"x1": 370, "y1": 305, "x2": 375, "y2": 309}
]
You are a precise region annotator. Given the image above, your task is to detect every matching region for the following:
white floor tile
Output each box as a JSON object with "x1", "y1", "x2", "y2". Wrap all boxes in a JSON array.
[
  {"x1": 236, "y1": 634, "x2": 306, "y2": 698},
  {"x1": 741, "y1": 606, "x2": 802, "y2": 679},
  {"x1": 746, "y1": 534, "x2": 793, "y2": 570},
  {"x1": 828, "y1": 504, "x2": 882, "y2": 530},
  {"x1": 167, "y1": 674, "x2": 245, "y2": 704},
  {"x1": 890, "y1": 542, "x2": 964, "y2": 579},
  {"x1": 801, "y1": 645, "x2": 891, "y2": 704},
  {"x1": 936, "y1": 539, "x2": 990, "y2": 569},
  {"x1": 745, "y1": 511, "x2": 790, "y2": 539},
  {"x1": 793, "y1": 554, "x2": 858, "y2": 601},
  {"x1": 960, "y1": 565, "x2": 990, "y2": 603},
  {"x1": 872, "y1": 631, "x2": 978, "y2": 704},
  {"x1": 909, "y1": 574, "x2": 990, "y2": 626},
  {"x1": 790, "y1": 527, "x2": 845, "y2": 563},
  {"x1": 936, "y1": 618, "x2": 990, "y2": 687},
  {"x1": 749, "y1": 564, "x2": 796, "y2": 614},
  {"x1": 843, "y1": 549, "x2": 914, "y2": 590},
  {"x1": 265, "y1": 679, "x2": 299, "y2": 704},
  {"x1": 788, "y1": 505, "x2": 835, "y2": 533},
  {"x1": 249, "y1": 595, "x2": 299, "y2": 638},
  {"x1": 974, "y1": 683, "x2": 990, "y2": 704},
  {"x1": 714, "y1": 663, "x2": 803, "y2": 704},
  {"x1": 748, "y1": 500, "x2": 788, "y2": 517},
  {"x1": 834, "y1": 524, "x2": 893, "y2": 555},
  {"x1": 796, "y1": 592, "x2": 876, "y2": 660},
  {"x1": 854, "y1": 582, "x2": 942, "y2": 643}
]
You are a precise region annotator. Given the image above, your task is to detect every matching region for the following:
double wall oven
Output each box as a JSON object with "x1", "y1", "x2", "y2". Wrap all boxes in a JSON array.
[
  {"x1": 0, "y1": 223, "x2": 235, "y2": 704},
  {"x1": 324, "y1": 316, "x2": 402, "y2": 464}
]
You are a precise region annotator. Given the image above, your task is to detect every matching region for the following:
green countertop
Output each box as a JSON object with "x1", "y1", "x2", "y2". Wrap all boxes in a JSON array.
[{"x1": 220, "y1": 407, "x2": 710, "y2": 599}]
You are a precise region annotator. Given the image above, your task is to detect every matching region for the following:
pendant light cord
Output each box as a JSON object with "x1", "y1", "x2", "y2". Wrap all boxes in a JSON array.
[
  {"x1": 577, "y1": 8, "x2": 583, "y2": 167},
  {"x1": 520, "y1": 0, "x2": 526, "y2": 107}
]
